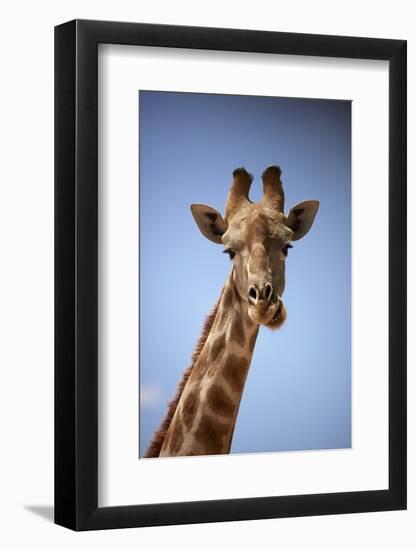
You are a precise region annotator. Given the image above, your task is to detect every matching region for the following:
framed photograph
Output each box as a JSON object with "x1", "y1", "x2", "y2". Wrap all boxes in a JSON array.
[{"x1": 55, "y1": 19, "x2": 406, "y2": 530}]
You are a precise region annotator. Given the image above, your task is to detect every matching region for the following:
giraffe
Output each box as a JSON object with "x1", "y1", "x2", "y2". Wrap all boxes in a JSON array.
[{"x1": 144, "y1": 165, "x2": 319, "y2": 458}]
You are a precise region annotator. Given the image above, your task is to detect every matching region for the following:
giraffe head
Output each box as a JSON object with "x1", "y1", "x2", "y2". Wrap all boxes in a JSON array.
[{"x1": 191, "y1": 166, "x2": 319, "y2": 329}]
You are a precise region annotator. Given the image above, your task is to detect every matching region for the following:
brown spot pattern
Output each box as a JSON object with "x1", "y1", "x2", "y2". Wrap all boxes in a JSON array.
[
  {"x1": 210, "y1": 334, "x2": 225, "y2": 363},
  {"x1": 248, "y1": 329, "x2": 258, "y2": 352},
  {"x1": 166, "y1": 419, "x2": 184, "y2": 455},
  {"x1": 230, "y1": 314, "x2": 245, "y2": 347},
  {"x1": 223, "y1": 354, "x2": 249, "y2": 392},
  {"x1": 194, "y1": 414, "x2": 230, "y2": 455},
  {"x1": 223, "y1": 285, "x2": 233, "y2": 309},
  {"x1": 207, "y1": 364, "x2": 216, "y2": 377},
  {"x1": 207, "y1": 384, "x2": 235, "y2": 417},
  {"x1": 181, "y1": 390, "x2": 198, "y2": 428}
]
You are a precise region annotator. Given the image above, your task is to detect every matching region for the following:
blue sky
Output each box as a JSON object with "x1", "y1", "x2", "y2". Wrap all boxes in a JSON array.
[{"x1": 139, "y1": 91, "x2": 351, "y2": 457}]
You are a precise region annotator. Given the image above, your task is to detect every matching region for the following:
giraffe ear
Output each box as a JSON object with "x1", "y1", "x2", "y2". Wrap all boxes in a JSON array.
[
  {"x1": 190, "y1": 204, "x2": 227, "y2": 244},
  {"x1": 286, "y1": 200, "x2": 319, "y2": 241}
]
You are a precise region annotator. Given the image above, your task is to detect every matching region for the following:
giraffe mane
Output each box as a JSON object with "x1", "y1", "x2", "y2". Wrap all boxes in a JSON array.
[{"x1": 143, "y1": 290, "x2": 223, "y2": 458}]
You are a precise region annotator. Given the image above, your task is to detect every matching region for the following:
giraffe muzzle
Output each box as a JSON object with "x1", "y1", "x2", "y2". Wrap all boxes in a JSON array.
[
  {"x1": 272, "y1": 300, "x2": 283, "y2": 321},
  {"x1": 248, "y1": 282, "x2": 273, "y2": 305},
  {"x1": 247, "y1": 293, "x2": 285, "y2": 328}
]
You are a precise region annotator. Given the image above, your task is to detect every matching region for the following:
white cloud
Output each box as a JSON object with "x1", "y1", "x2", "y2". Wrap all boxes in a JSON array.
[{"x1": 140, "y1": 383, "x2": 164, "y2": 409}]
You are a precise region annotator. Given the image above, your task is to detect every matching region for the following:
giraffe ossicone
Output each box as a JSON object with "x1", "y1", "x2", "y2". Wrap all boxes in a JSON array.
[{"x1": 145, "y1": 166, "x2": 319, "y2": 458}]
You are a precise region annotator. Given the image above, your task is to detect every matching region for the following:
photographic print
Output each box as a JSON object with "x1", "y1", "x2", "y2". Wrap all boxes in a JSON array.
[
  {"x1": 55, "y1": 21, "x2": 406, "y2": 529},
  {"x1": 139, "y1": 91, "x2": 351, "y2": 459}
]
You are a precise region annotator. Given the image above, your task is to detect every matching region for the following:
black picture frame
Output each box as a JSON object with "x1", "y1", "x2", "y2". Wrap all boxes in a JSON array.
[{"x1": 55, "y1": 19, "x2": 407, "y2": 531}]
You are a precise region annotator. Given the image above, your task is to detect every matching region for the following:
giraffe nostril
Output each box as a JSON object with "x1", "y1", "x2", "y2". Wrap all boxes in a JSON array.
[
  {"x1": 248, "y1": 286, "x2": 258, "y2": 304},
  {"x1": 264, "y1": 283, "x2": 273, "y2": 302}
]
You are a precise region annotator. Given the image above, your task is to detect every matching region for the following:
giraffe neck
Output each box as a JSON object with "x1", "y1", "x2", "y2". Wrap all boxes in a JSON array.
[{"x1": 160, "y1": 272, "x2": 259, "y2": 456}]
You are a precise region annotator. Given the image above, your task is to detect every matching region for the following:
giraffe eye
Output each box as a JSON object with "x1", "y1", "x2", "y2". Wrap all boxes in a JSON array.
[
  {"x1": 223, "y1": 248, "x2": 235, "y2": 260},
  {"x1": 282, "y1": 244, "x2": 293, "y2": 257}
]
